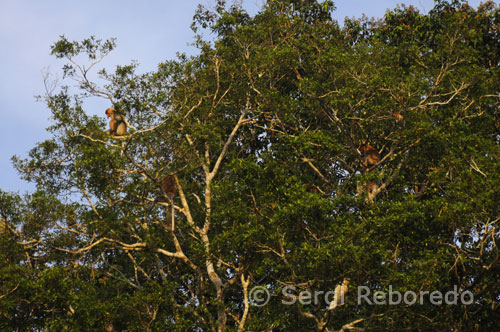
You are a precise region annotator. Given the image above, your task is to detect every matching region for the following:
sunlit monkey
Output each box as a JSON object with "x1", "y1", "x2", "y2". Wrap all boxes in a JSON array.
[
  {"x1": 359, "y1": 144, "x2": 380, "y2": 167},
  {"x1": 105, "y1": 108, "x2": 127, "y2": 136},
  {"x1": 393, "y1": 112, "x2": 404, "y2": 123},
  {"x1": 329, "y1": 278, "x2": 350, "y2": 310}
]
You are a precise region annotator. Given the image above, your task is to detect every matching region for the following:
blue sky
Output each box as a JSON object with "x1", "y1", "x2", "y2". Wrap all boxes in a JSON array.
[{"x1": 0, "y1": 0, "x2": 487, "y2": 193}]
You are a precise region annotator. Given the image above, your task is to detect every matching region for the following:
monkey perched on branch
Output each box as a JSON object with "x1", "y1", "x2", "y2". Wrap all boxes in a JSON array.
[
  {"x1": 328, "y1": 278, "x2": 350, "y2": 310},
  {"x1": 359, "y1": 143, "x2": 380, "y2": 168},
  {"x1": 149, "y1": 175, "x2": 177, "y2": 231},
  {"x1": 150, "y1": 175, "x2": 178, "y2": 206},
  {"x1": 357, "y1": 144, "x2": 382, "y2": 202},
  {"x1": 160, "y1": 175, "x2": 177, "y2": 200},
  {"x1": 105, "y1": 108, "x2": 127, "y2": 136},
  {"x1": 393, "y1": 112, "x2": 404, "y2": 123}
]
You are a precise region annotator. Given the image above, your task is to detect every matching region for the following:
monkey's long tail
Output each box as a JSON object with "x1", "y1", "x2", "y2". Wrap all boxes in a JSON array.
[{"x1": 167, "y1": 193, "x2": 175, "y2": 231}]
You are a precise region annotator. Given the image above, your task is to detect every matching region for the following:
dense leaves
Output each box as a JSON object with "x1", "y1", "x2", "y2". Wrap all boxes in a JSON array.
[{"x1": 2, "y1": 1, "x2": 500, "y2": 331}]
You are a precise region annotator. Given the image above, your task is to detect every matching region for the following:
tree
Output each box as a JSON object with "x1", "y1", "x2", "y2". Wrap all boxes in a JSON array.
[{"x1": 2, "y1": 0, "x2": 500, "y2": 331}]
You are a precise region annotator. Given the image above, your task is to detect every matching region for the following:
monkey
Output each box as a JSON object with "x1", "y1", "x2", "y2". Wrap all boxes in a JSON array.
[
  {"x1": 161, "y1": 175, "x2": 177, "y2": 231},
  {"x1": 356, "y1": 144, "x2": 383, "y2": 201},
  {"x1": 150, "y1": 175, "x2": 177, "y2": 207},
  {"x1": 393, "y1": 112, "x2": 405, "y2": 129},
  {"x1": 160, "y1": 174, "x2": 177, "y2": 200},
  {"x1": 356, "y1": 181, "x2": 380, "y2": 202},
  {"x1": 104, "y1": 321, "x2": 114, "y2": 332},
  {"x1": 328, "y1": 278, "x2": 350, "y2": 310},
  {"x1": 366, "y1": 181, "x2": 380, "y2": 202},
  {"x1": 105, "y1": 108, "x2": 127, "y2": 136},
  {"x1": 393, "y1": 112, "x2": 404, "y2": 123},
  {"x1": 359, "y1": 143, "x2": 380, "y2": 167},
  {"x1": 148, "y1": 175, "x2": 177, "y2": 231}
]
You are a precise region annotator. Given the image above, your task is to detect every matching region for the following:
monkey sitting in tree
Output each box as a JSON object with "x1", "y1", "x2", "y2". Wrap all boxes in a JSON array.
[
  {"x1": 149, "y1": 175, "x2": 178, "y2": 209},
  {"x1": 105, "y1": 108, "x2": 127, "y2": 136},
  {"x1": 149, "y1": 175, "x2": 177, "y2": 231},
  {"x1": 160, "y1": 175, "x2": 177, "y2": 200},
  {"x1": 359, "y1": 143, "x2": 380, "y2": 168}
]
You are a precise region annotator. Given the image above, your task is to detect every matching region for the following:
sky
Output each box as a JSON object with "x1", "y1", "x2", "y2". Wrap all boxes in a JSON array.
[{"x1": 0, "y1": 0, "x2": 489, "y2": 193}]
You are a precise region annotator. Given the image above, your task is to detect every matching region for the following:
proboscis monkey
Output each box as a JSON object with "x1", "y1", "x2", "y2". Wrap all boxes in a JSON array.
[
  {"x1": 149, "y1": 175, "x2": 177, "y2": 231},
  {"x1": 359, "y1": 144, "x2": 380, "y2": 167},
  {"x1": 161, "y1": 175, "x2": 177, "y2": 231},
  {"x1": 393, "y1": 112, "x2": 404, "y2": 123},
  {"x1": 160, "y1": 175, "x2": 177, "y2": 200},
  {"x1": 105, "y1": 108, "x2": 127, "y2": 136},
  {"x1": 328, "y1": 278, "x2": 350, "y2": 310}
]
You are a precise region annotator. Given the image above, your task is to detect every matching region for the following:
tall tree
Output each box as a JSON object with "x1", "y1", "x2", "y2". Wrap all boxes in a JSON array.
[{"x1": 3, "y1": 1, "x2": 499, "y2": 331}]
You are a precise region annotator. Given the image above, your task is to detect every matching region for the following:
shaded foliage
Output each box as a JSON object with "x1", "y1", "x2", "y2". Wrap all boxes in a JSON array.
[{"x1": 2, "y1": 1, "x2": 500, "y2": 331}]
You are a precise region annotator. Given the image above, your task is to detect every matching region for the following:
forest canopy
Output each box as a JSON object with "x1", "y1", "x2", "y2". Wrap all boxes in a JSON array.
[{"x1": 1, "y1": 0, "x2": 499, "y2": 331}]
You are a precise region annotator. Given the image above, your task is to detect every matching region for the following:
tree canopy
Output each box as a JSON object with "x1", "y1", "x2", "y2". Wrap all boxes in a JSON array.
[{"x1": 1, "y1": 0, "x2": 500, "y2": 331}]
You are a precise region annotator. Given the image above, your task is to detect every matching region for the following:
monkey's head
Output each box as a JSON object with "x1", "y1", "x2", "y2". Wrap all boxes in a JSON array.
[
  {"x1": 105, "y1": 108, "x2": 115, "y2": 118},
  {"x1": 393, "y1": 112, "x2": 404, "y2": 121},
  {"x1": 359, "y1": 144, "x2": 375, "y2": 152}
]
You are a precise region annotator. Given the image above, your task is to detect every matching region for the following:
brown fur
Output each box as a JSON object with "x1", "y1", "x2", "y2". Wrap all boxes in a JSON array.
[
  {"x1": 393, "y1": 112, "x2": 404, "y2": 122},
  {"x1": 160, "y1": 175, "x2": 177, "y2": 198},
  {"x1": 359, "y1": 144, "x2": 380, "y2": 166},
  {"x1": 106, "y1": 108, "x2": 127, "y2": 136}
]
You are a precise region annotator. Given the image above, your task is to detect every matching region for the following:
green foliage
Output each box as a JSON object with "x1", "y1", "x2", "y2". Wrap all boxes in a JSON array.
[{"x1": 2, "y1": 1, "x2": 500, "y2": 331}]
